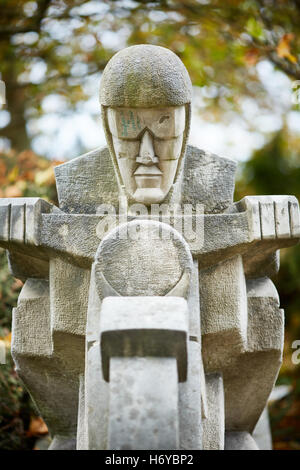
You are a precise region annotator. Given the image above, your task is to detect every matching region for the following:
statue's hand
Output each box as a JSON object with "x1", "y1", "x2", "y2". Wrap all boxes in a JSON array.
[
  {"x1": 237, "y1": 195, "x2": 300, "y2": 242},
  {"x1": 0, "y1": 197, "x2": 56, "y2": 246}
]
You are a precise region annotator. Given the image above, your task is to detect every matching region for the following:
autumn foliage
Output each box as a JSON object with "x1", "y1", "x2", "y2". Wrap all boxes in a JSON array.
[{"x1": 0, "y1": 149, "x2": 59, "y2": 450}]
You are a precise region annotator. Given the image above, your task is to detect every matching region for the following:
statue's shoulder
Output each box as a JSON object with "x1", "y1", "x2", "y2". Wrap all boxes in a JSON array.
[
  {"x1": 54, "y1": 146, "x2": 119, "y2": 214},
  {"x1": 182, "y1": 145, "x2": 237, "y2": 213}
]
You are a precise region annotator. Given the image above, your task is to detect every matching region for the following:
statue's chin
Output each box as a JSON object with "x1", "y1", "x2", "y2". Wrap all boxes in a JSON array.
[{"x1": 133, "y1": 188, "x2": 166, "y2": 205}]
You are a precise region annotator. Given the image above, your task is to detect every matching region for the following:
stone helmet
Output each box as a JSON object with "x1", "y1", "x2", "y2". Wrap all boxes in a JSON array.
[
  {"x1": 99, "y1": 45, "x2": 193, "y2": 200},
  {"x1": 100, "y1": 44, "x2": 192, "y2": 108}
]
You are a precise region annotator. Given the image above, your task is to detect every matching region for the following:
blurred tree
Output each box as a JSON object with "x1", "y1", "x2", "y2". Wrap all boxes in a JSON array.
[
  {"x1": 236, "y1": 128, "x2": 300, "y2": 333},
  {"x1": 235, "y1": 128, "x2": 300, "y2": 449},
  {"x1": 0, "y1": 0, "x2": 113, "y2": 149},
  {"x1": 0, "y1": 0, "x2": 300, "y2": 150},
  {"x1": 0, "y1": 148, "x2": 58, "y2": 450}
]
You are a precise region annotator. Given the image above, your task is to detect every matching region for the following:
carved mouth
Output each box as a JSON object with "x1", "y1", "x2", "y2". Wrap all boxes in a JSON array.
[
  {"x1": 133, "y1": 165, "x2": 163, "y2": 177},
  {"x1": 134, "y1": 165, "x2": 162, "y2": 190}
]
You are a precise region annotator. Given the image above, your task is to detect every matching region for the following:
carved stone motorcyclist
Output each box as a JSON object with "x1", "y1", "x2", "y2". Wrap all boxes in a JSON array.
[{"x1": 0, "y1": 44, "x2": 299, "y2": 450}]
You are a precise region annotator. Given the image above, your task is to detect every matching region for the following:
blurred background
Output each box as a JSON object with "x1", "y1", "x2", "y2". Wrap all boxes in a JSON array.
[{"x1": 0, "y1": 0, "x2": 299, "y2": 450}]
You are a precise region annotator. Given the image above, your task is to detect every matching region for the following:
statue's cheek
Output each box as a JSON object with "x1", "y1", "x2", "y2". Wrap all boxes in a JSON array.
[
  {"x1": 154, "y1": 135, "x2": 183, "y2": 161},
  {"x1": 112, "y1": 137, "x2": 139, "y2": 161}
]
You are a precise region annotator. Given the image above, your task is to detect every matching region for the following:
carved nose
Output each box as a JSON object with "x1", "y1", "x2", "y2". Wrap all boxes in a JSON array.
[{"x1": 136, "y1": 130, "x2": 158, "y2": 165}]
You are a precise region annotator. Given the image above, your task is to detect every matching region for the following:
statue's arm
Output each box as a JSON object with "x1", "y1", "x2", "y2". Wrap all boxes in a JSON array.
[
  {"x1": 1, "y1": 195, "x2": 298, "y2": 274},
  {"x1": 235, "y1": 195, "x2": 300, "y2": 243},
  {"x1": 236, "y1": 195, "x2": 300, "y2": 277},
  {"x1": 191, "y1": 195, "x2": 300, "y2": 270},
  {"x1": 0, "y1": 198, "x2": 59, "y2": 278},
  {"x1": 0, "y1": 197, "x2": 106, "y2": 270}
]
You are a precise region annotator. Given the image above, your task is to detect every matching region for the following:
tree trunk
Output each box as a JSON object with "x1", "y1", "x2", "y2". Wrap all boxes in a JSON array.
[{"x1": 1, "y1": 67, "x2": 31, "y2": 151}]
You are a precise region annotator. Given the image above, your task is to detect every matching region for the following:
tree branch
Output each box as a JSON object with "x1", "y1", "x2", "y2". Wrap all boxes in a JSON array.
[
  {"x1": 0, "y1": 0, "x2": 52, "y2": 39},
  {"x1": 268, "y1": 51, "x2": 300, "y2": 80}
]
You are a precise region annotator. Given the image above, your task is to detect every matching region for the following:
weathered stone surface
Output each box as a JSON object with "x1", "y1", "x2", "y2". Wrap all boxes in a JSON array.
[
  {"x1": 178, "y1": 259, "x2": 203, "y2": 449},
  {"x1": 179, "y1": 340, "x2": 202, "y2": 449},
  {"x1": 100, "y1": 45, "x2": 192, "y2": 108},
  {"x1": 225, "y1": 431, "x2": 259, "y2": 450},
  {"x1": 95, "y1": 219, "x2": 193, "y2": 298},
  {"x1": 252, "y1": 407, "x2": 273, "y2": 450},
  {"x1": 108, "y1": 357, "x2": 179, "y2": 450},
  {"x1": 11, "y1": 278, "x2": 81, "y2": 448},
  {"x1": 182, "y1": 146, "x2": 237, "y2": 214},
  {"x1": 100, "y1": 296, "x2": 188, "y2": 382},
  {"x1": 55, "y1": 147, "x2": 119, "y2": 214},
  {"x1": 202, "y1": 373, "x2": 225, "y2": 450}
]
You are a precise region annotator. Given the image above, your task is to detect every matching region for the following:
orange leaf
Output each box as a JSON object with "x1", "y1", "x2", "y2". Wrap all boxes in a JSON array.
[
  {"x1": 244, "y1": 48, "x2": 260, "y2": 66},
  {"x1": 27, "y1": 417, "x2": 49, "y2": 437},
  {"x1": 52, "y1": 160, "x2": 65, "y2": 167},
  {"x1": 0, "y1": 160, "x2": 6, "y2": 179},
  {"x1": 34, "y1": 167, "x2": 55, "y2": 186},
  {"x1": 277, "y1": 33, "x2": 297, "y2": 64},
  {"x1": 4, "y1": 185, "x2": 23, "y2": 197},
  {"x1": 3, "y1": 332, "x2": 11, "y2": 347},
  {"x1": 12, "y1": 279, "x2": 23, "y2": 290},
  {"x1": 7, "y1": 166, "x2": 19, "y2": 183}
]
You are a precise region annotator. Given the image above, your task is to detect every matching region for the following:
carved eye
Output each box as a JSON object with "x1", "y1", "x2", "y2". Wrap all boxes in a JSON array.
[{"x1": 159, "y1": 115, "x2": 170, "y2": 124}]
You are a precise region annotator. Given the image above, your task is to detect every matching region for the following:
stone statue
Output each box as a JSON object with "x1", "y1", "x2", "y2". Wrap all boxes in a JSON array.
[{"x1": 0, "y1": 45, "x2": 299, "y2": 450}]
